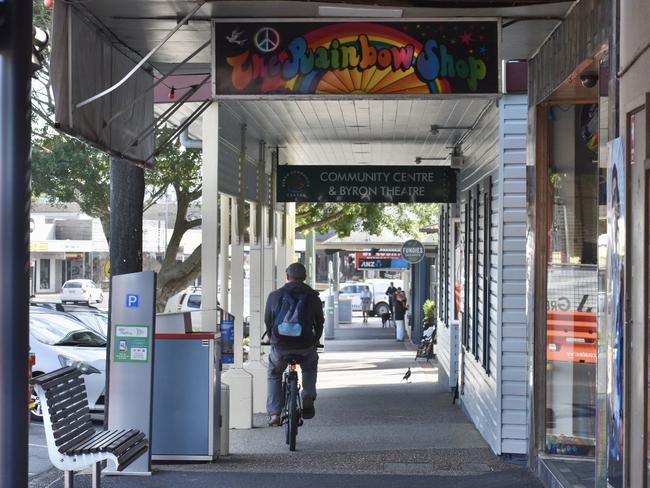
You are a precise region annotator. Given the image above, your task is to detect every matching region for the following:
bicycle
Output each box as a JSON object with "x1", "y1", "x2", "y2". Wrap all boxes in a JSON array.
[
  {"x1": 282, "y1": 354, "x2": 303, "y2": 451},
  {"x1": 262, "y1": 335, "x2": 323, "y2": 452}
]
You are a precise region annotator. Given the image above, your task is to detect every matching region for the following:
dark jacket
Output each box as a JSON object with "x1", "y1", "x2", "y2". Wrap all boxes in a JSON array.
[
  {"x1": 394, "y1": 299, "x2": 407, "y2": 321},
  {"x1": 264, "y1": 281, "x2": 324, "y2": 348}
]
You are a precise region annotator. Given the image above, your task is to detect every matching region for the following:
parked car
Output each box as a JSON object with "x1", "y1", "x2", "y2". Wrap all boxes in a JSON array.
[
  {"x1": 321, "y1": 282, "x2": 386, "y2": 316},
  {"x1": 63, "y1": 306, "x2": 108, "y2": 338},
  {"x1": 60, "y1": 279, "x2": 104, "y2": 304},
  {"x1": 29, "y1": 307, "x2": 106, "y2": 421},
  {"x1": 29, "y1": 302, "x2": 108, "y2": 338},
  {"x1": 366, "y1": 278, "x2": 404, "y2": 316},
  {"x1": 164, "y1": 288, "x2": 250, "y2": 336}
]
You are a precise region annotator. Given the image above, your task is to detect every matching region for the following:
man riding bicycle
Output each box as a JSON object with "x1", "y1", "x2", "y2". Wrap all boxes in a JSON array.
[{"x1": 265, "y1": 262, "x2": 324, "y2": 427}]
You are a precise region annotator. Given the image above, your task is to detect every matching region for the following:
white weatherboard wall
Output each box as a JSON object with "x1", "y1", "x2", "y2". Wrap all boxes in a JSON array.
[
  {"x1": 497, "y1": 95, "x2": 528, "y2": 454},
  {"x1": 435, "y1": 94, "x2": 528, "y2": 456}
]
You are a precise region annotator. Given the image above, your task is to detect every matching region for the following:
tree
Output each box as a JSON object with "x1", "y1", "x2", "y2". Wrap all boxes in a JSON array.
[{"x1": 296, "y1": 202, "x2": 438, "y2": 238}]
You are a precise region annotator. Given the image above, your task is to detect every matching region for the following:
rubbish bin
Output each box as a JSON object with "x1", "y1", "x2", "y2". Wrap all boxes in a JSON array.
[{"x1": 338, "y1": 298, "x2": 352, "y2": 323}]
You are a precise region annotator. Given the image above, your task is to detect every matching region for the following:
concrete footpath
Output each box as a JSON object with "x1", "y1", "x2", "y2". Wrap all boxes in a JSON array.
[{"x1": 30, "y1": 320, "x2": 541, "y2": 488}]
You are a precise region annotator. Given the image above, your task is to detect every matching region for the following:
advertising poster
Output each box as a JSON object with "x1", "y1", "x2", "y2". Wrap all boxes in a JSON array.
[
  {"x1": 221, "y1": 319, "x2": 235, "y2": 364},
  {"x1": 606, "y1": 137, "x2": 625, "y2": 488},
  {"x1": 113, "y1": 325, "x2": 150, "y2": 363},
  {"x1": 213, "y1": 20, "x2": 499, "y2": 96}
]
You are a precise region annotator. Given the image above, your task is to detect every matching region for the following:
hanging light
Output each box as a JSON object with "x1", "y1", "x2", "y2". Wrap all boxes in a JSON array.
[{"x1": 168, "y1": 86, "x2": 176, "y2": 100}]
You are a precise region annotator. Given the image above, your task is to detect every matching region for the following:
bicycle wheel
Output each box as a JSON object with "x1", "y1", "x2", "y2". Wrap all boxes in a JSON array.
[{"x1": 287, "y1": 375, "x2": 299, "y2": 451}]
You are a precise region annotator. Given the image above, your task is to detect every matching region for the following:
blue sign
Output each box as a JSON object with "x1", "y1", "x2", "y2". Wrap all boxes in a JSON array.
[
  {"x1": 220, "y1": 319, "x2": 234, "y2": 364},
  {"x1": 126, "y1": 294, "x2": 140, "y2": 308}
]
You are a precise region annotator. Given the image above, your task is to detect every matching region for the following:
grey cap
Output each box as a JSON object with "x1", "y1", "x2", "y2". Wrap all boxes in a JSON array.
[{"x1": 286, "y1": 262, "x2": 307, "y2": 281}]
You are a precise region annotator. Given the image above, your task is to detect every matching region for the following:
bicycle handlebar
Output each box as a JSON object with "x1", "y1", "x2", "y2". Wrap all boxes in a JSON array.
[{"x1": 260, "y1": 341, "x2": 325, "y2": 349}]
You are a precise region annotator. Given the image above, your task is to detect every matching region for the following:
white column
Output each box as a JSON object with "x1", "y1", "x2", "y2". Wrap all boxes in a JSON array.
[
  {"x1": 201, "y1": 103, "x2": 219, "y2": 333},
  {"x1": 222, "y1": 197, "x2": 253, "y2": 429},
  {"x1": 244, "y1": 202, "x2": 268, "y2": 413},
  {"x1": 262, "y1": 208, "x2": 276, "y2": 313},
  {"x1": 276, "y1": 211, "x2": 287, "y2": 288},
  {"x1": 219, "y1": 194, "x2": 230, "y2": 313},
  {"x1": 285, "y1": 202, "x2": 296, "y2": 265},
  {"x1": 230, "y1": 198, "x2": 245, "y2": 367}
]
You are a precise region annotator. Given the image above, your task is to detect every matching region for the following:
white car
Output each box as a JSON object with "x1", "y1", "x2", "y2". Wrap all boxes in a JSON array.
[
  {"x1": 61, "y1": 279, "x2": 104, "y2": 304},
  {"x1": 30, "y1": 307, "x2": 107, "y2": 421},
  {"x1": 321, "y1": 282, "x2": 387, "y2": 315}
]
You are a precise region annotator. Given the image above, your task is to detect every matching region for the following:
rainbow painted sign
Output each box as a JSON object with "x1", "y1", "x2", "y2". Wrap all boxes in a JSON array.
[{"x1": 213, "y1": 20, "x2": 499, "y2": 96}]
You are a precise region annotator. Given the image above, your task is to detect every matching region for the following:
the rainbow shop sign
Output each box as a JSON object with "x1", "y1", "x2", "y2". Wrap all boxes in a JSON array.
[{"x1": 213, "y1": 20, "x2": 499, "y2": 96}]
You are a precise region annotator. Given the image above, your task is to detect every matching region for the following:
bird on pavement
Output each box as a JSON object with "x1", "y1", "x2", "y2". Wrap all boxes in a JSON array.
[{"x1": 402, "y1": 367, "x2": 411, "y2": 382}]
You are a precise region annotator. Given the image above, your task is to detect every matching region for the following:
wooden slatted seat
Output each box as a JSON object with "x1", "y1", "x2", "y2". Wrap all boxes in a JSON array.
[{"x1": 31, "y1": 366, "x2": 148, "y2": 488}]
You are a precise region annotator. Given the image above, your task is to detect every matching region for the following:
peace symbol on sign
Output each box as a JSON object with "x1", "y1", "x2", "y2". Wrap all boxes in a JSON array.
[{"x1": 254, "y1": 27, "x2": 280, "y2": 53}]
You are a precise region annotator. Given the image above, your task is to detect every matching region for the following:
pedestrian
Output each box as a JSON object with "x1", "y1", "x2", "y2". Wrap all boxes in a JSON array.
[
  {"x1": 360, "y1": 285, "x2": 372, "y2": 324},
  {"x1": 394, "y1": 289, "x2": 407, "y2": 341},
  {"x1": 264, "y1": 263, "x2": 324, "y2": 427}
]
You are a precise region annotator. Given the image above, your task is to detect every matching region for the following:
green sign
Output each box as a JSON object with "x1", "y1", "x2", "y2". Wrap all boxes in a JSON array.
[{"x1": 113, "y1": 324, "x2": 151, "y2": 363}]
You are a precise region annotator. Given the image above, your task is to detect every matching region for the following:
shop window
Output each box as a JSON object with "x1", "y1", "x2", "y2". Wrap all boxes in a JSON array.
[
  {"x1": 483, "y1": 178, "x2": 492, "y2": 374},
  {"x1": 545, "y1": 103, "x2": 599, "y2": 456},
  {"x1": 472, "y1": 186, "x2": 480, "y2": 359},
  {"x1": 463, "y1": 199, "x2": 470, "y2": 348}
]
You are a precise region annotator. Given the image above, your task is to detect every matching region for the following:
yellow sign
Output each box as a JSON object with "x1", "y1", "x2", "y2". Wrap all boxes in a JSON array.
[
  {"x1": 30, "y1": 242, "x2": 48, "y2": 252},
  {"x1": 104, "y1": 261, "x2": 110, "y2": 279}
]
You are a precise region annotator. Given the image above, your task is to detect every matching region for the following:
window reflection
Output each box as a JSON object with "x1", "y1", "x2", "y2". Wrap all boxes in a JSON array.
[{"x1": 546, "y1": 103, "x2": 599, "y2": 456}]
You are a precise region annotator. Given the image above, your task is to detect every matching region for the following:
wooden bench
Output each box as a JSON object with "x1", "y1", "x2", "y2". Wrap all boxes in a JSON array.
[{"x1": 31, "y1": 366, "x2": 148, "y2": 488}]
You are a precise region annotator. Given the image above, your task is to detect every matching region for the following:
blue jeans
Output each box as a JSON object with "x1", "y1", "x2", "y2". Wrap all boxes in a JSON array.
[{"x1": 267, "y1": 345, "x2": 319, "y2": 416}]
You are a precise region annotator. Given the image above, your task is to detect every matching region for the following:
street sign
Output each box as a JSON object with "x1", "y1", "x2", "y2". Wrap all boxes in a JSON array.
[
  {"x1": 355, "y1": 251, "x2": 409, "y2": 270},
  {"x1": 277, "y1": 165, "x2": 457, "y2": 203},
  {"x1": 401, "y1": 239, "x2": 425, "y2": 264}
]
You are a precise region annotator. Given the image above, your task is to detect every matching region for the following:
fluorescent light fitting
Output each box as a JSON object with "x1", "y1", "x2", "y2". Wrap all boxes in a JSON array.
[{"x1": 319, "y1": 6, "x2": 403, "y2": 18}]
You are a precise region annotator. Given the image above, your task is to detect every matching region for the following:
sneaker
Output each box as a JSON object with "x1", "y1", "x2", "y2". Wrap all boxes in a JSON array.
[
  {"x1": 268, "y1": 413, "x2": 281, "y2": 427},
  {"x1": 302, "y1": 396, "x2": 315, "y2": 419}
]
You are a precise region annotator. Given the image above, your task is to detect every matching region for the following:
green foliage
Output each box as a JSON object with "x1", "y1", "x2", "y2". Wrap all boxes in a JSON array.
[
  {"x1": 296, "y1": 202, "x2": 438, "y2": 238},
  {"x1": 423, "y1": 299, "x2": 436, "y2": 326}
]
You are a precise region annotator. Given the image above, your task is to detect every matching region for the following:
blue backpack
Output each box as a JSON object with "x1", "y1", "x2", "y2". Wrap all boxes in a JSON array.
[{"x1": 274, "y1": 291, "x2": 307, "y2": 337}]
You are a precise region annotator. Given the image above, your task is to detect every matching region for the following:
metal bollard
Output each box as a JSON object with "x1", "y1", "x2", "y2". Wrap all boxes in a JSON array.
[{"x1": 220, "y1": 383, "x2": 230, "y2": 456}]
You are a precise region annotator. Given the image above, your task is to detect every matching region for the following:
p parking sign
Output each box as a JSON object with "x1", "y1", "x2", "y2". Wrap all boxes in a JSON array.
[{"x1": 126, "y1": 294, "x2": 140, "y2": 308}]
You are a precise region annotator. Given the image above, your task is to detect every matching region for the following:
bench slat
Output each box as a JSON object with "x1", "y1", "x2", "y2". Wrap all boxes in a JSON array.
[
  {"x1": 47, "y1": 384, "x2": 86, "y2": 404},
  {"x1": 45, "y1": 378, "x2": 85, "y2": 398},
  {"x1": 30, "y1": 367, "x2": 77, "y2": 386},
  {"x1": 105, "y1": 430, "x2": 139, "y2": 453},
  {"x1": 41, "y1": 370, "x2": 83, "y2": 390},
  {"x1": 48, "y1": 391, "x2": 88, "y2": 411},
  {"x1": 53, "y1": 414, "x2": 92, "y2": 440},
  {"x1": 56, "y1": 422, "x2": 96, "y2": 448},
  {"x1": 112, "y1": 432, "x2": 146, "y2": 457},
  {"x1": 90, "y1": 430, "x2": 128, "y2": 453},
  {"x1": 116, "y1": 442, "x2": 148, "y2": 471},
  {"x1": 50, "y1": 405, "x2": 89, "y2": 424},
  {"x1": 69, "y1": 430, "x2": 114, "y2": 455},
  {"x1": 57, "y1": 427, "x2": 95, "y2": 454}
]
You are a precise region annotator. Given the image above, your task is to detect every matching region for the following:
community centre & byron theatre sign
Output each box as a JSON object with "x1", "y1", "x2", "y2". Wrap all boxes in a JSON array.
[
  {"x1": 213, "y1": 20, "x2": 499, "y2": 96},
  {"x1": 277, "y1": 166, "x2": 457, "y2": 203}
]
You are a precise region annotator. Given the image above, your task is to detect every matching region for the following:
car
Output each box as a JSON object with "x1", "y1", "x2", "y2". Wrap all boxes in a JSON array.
[
  {"x1": 366, "y1": 278, "x2": 404, "y2": 316},
  {"x1": 164, "y1": 288, "x2": 250, "y2": 336},
  {"x1": 29, "y1": 302, "x2": 108, "y2": 338},
  {"x1": 321, "y1": 282, "x2": 380, "y2": 315},
  {"x1": 60, "y1": 279, "x2": 104, "y2": 304},
  {"x1": 63, "y1": 306, "x2": 108, "y2": 338},
  {"x1": 29, "y1": 307, "x2": 107, "y2": 421}
]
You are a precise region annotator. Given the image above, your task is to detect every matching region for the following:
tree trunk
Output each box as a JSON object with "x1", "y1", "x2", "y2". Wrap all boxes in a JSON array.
[{"x1": 110, "y1": 158, "x2": 144, "y2": 276}]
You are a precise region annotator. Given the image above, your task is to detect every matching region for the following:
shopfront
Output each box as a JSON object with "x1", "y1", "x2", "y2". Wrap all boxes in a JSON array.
[{"x1": 527, "y1": 1, "x2": 614, "y2": 486}]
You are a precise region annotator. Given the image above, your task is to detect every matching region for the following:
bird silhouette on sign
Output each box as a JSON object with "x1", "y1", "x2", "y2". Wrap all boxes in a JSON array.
[
  {"x1": 226, "y1": 28, "x2": 247, "y2": 46},
  {"x1": 402, "y1": 367, "x2": 411, "y2": 382}
]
